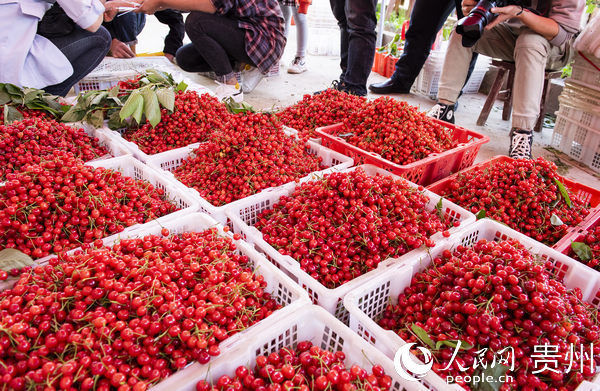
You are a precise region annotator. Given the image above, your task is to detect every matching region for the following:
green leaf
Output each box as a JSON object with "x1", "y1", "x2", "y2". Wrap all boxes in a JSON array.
[
  {"x1": 23, "y1": 90, "x2": 40, "y2": 105},
  {"x1": 120, "y1": 91, "x2": 143, "y2": 121},
  {"x1": 88, "y1": 110, "x2": 104, "y2": 128},
  {"x1": 476, "y1": 209, "x2": 486, "y2": 220},
  {"x1": 436, "y1": 197, "x2": 444, "y2": 219},
  {"x1": 4, "y1": 83, "x2": 23, "y2": 97},
  {"x1": 132, "y1": 95, "x2": 145, "y2": 125},
  {"x1": 41, "y1": 96, "x2": 64, "y2": 114},
  {"x1": 155, "y1": 88, "x2": 175, "y2": 112},
  {"x1": 550, "y1": 213, "x2": 564, "y2": 226},
  {"x1": 108, "y1": 85, "x2": 120, "y2": 98},
  {"x1": 4, "y1": 104, "x2": 23, "y2": 124},
  {"x1": 107, "y1": 111, "x2": 124, "y2": 130},
  {"x1": 435, "y1": 340, "x2": 473, "y2": 351},
  {"x1": 176, "y1": 81, "x2": 188, "y2": 92},
  {"x1": 0, "y1": 90, "x2": 11, "y2": 105},
  {"x1": 571, "y1": 242, "x2": 593, "y2": 261},
  {"x1": 0, "y1": 248, "x2": 35, "y2": 272},
  {"x1": 107, "y1": 96, "x2": 123, "y2": 105},
  {"x1": 142, "y1": 88, "x2": 161, "y2": 127},
  {"x1": 472, "y1": 365, "x2": 509, "y2": 391},
  {"x1": 61, "y1": 106, "x2": 86, "y2": 123},
  {"x1": 223, "y1": 97, "x2": 255, "y2": 114},
  {"x1": 91, "y1": 91, "x2": 108, "y2": 106},
  {"x1": 146, "y1": 69, "x2": 168, "y2": 84},
  {"x1": 83, "y1": 90, "x2": 98, "y2": 107},
  {"x1": 411, "y1": 324, "x2": 435, "y2": 349},
  {"x1": 554, "y1": 178, "x2": 572, "y2": 208}
]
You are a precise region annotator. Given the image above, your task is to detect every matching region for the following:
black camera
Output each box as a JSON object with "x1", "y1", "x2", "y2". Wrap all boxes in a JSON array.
[{"x1": 456, "y1": 0, "x2": 523, "y2": 47}]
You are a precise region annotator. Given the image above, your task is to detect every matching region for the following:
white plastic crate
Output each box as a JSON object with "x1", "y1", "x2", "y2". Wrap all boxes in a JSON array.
[
  {"x1": 0, "y1": 156, "x2": 198, "y2": 292},
  {"x1": 73, "y1": 57, "x2": 173, "y2": 94},
  {"x1": 344, "y1": 218, "x2": 600, "y2": 390},
  {"x1": 551, "y1": 112, "x2": 600, "y2": 173},
  {"x1": 556, "y1": 106, "x2": 600, "y2": 130},
  {"x1": 73, "y1": 55, "x2": 213, "y2": 96},
  {"x1": 571, "y1": 53, "x2": 600, "y2": 88},
  {"x1": 146, "y1": 138, "x2": 353, "y2": 225},
  {"x1": 412, "y1": 54, "x2": 491, "y2": 98},
  {"x1": 225, "y1": 164, "x2": 475, "y2": 322},
  {"x1": 307, "y1": 28, "x2": 341, "y2": 56},
  {"x1": 462, "y1": 65, "x2": 490, "y2": 94},
  {"x1": 152, "y1": 304, "x2": 427, "y2": 391},
  {"x1": 1, "y1": 212, "x2": 309, "y2": 387}
]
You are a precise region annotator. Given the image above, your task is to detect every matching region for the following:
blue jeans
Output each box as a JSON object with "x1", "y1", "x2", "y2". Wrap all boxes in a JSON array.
[
  {"x1": 330, "y1": 0, "x2": 377, "y2": 95},
  {"x1": 43, "y1": 26, "x2": 111, "y2": 96},
  {"x1": 104, "y1": 13, "x2": 146, "y2": 43},
  {"x1": 391, "y1": 0, "x2": 477, "y2": 92}
]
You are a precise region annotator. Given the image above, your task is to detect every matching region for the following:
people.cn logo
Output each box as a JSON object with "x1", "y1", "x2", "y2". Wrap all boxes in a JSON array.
[{"x1": 393, "y1": 343, "x2": 434, "y2": 382}]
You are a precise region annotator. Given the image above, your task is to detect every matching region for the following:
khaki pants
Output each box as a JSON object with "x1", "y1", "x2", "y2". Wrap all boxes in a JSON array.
[{"x1": 438, "y1": 23, "x2": 571, "y2": 130}]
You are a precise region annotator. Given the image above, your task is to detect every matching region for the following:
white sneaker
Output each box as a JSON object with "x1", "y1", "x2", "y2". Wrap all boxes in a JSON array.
[
  {"x1": 508, "y1": 129, "x2": 533, "y2": 159},
  {"x1": 426, "y1": 102, "x2": 455, "y2": 124},
  {"x1": 241, "y1": 65, "x2": 264, "y2": 93},
  {"x1": 214, "y1": 81, "x2": 243, "y2": 103},
  {"x1": 288, "y1": 57, "x2": 307, "y2": 74}
]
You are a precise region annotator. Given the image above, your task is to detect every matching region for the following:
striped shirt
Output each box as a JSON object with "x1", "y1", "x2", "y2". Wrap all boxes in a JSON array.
[{"x1": 212, "y1": 0, "x2": 286, "y2": 74}]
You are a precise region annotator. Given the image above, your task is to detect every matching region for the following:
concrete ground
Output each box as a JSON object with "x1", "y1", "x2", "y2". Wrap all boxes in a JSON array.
[{"x1": 137, "y1": 17, "x2": 600, "y2": 188}]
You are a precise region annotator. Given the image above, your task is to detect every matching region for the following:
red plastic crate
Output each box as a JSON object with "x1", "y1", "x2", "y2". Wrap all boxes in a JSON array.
[
  {"x1": 316, "y1": 120, "x2": 489, "y2": 186},
  {"x1": 427, "y1": 155, "x2": 600, "y2": 245},
  {"x1": 376, "y1": 53, "x2": 387, "y2": 76},
  {"x1": 385, "y1": 56, "x2": 398, "y2": 78}
]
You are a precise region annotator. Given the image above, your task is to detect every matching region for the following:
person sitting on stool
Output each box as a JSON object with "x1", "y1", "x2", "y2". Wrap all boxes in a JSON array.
[{"x1": 427, "y1": 0, "x2": 584, "y2": 159}]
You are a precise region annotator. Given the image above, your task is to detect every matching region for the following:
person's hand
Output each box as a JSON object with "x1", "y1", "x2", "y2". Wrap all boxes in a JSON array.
[
  {"x1": 136, "y1": 0, "x2": 165, "y2": 14},
  {"x1": 103, "y1": 0, "x2": 140, "y2": 21},
  {"x1": 461, "y1": 0, "x2": 478, "y2": 16},
  {"x1": 485, "y1": 5, "x2": 523, "y2": 29},
  {"x1": 110, "y1": 38, "x2": 136, "y2": 58}
]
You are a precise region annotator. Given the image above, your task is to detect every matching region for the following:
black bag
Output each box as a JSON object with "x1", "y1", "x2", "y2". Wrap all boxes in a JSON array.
[{"x1": 37, "y1": 3, "x2": 75, "y2": 38}]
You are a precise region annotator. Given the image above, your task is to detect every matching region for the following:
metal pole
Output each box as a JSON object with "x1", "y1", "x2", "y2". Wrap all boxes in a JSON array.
[{"x1": 376, "y1": 0, "x2": 387, "y2": 47}]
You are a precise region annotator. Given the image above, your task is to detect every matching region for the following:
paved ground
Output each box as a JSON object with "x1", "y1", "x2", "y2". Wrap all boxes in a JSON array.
[{"x1": 137, "y1": 17, "x2": 600, "y2": 188}]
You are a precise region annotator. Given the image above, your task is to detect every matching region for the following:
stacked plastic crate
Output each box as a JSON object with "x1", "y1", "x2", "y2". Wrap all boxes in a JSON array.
[
  {"x1": 306, "y1": 0, "x2": 340, "y2": 56},
  {"x1": 411, "y1": 46, "x2": 492, "y2": 99},
  {"x1": 550, "y1": 51, "x2": 600, "y2": 172}
]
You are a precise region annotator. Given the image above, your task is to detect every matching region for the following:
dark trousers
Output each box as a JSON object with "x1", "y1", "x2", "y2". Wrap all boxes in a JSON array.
[
  {"x1": 43, "y1": 26, "x2": 111, "y2": 96},
  {"x1": 330, "y1": 0, "x2": 377, "y2": 95},
  {"x1": 103, "y1": 13, "x2": 146, "y2": 43},
  {"x1": 176, "y1": 12, "x2": 254, "y2": 76},
  {"x1": 155, "y1": 10, "x2": 185, "y2": 55},
  {"x1": 391, "y1": 0, "x2": 477, "y2": 92}
]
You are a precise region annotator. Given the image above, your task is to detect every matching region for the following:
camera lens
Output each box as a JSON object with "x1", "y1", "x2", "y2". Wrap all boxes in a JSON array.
[{"x1": 456, "y1": 0, "x2": 497, "y2": 47}]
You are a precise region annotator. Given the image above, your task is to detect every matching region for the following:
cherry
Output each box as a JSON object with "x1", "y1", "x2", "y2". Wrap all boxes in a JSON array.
[
  {"x1": 0, "y1": 152, "x2": 178, "y2": 259},
  {"x1": 173, "y1": 112, "x2": 324, "y2": 207},
  {"x1": 122, "y1": 91, "x2": 231, "y2": 155},
  {"x1": 331, "y1": 97, "x2": 457, "y2": 165},
  {"x1": 0, "y1": 117, "x2": 108, "y2": 180},
  {"x1": 378, "y1": 238, "x2": 600, "y2": 390},
  {"x1": 255, "y1": 168, "x2": 453, "y2": 288},
  {"x1": 438, "y1": 158, "x2": 590, "y2": 245},
  {"x1": 194, "y1": 342, "x2": 391, "y2": 391},
  {"x1": 276, "y1": 89, "x2": 367, "y2": 140},
  {"x1": 0, "y1": 228, "x2": 279, "y2": 388},
  {"x1": 565, "y1": 223, "x2": 600, "y2": 271}
]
